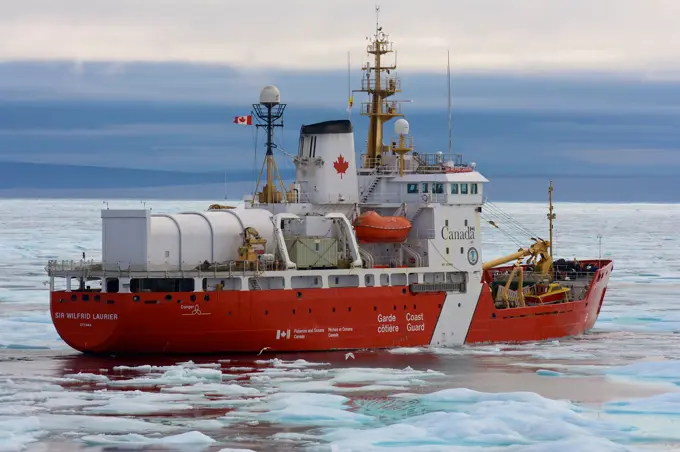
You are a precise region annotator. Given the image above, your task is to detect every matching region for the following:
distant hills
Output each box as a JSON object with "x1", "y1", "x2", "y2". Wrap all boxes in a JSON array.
[{"x1": 0, "y1": 161, "x2": 298, "y2": 189}]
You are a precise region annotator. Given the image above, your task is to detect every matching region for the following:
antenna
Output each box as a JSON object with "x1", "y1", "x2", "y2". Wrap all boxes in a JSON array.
[
  {"x1": 597, "y1": 233, "x2": 603, "y2": 268},
  {"x1": 375, "y1": 4, "x2": 380, "y2": 33},
  {"x1": 447, "y1": 50, "x2": 452, "y2": 156},
  {"x1": 251, "y1": 86, "x2": 288, "y2": 205},
  {"x1": 347, "y1": 50, "x2": 352, "y2": 120},
  {"x1": 547, "y1": 180, "x2": 556, "y2": 259}
]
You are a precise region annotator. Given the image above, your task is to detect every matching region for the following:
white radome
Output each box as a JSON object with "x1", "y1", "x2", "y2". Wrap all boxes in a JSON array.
[
  {"x1": 394, "y1": 118, "x2": 409, "y2": 136},
  {"x1": 260, "y1": 85, "x2": 281, "y2": 105}
]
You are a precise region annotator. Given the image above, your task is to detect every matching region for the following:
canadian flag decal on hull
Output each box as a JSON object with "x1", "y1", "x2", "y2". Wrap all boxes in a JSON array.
[{"x1": 276, "y1": 329, "x2": 291, "y2": 340}]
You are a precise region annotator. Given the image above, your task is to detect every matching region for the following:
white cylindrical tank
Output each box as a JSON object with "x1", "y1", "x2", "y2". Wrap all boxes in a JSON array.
[{"x1": 147, "y1": 208, "x2": 275, "y2": 269}]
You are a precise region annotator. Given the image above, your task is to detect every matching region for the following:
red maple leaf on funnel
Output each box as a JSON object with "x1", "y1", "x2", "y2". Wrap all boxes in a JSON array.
[{"x1": 333, "y1": 154, "x2": 349, "y2": 178}]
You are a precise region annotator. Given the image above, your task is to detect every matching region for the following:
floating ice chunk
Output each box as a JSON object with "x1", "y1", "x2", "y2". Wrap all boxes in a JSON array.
[
  {"x1": 607, "y1": 360, "x2": 680, "y2": 383},
  {"x1": 83, "y1": 400, "x2": 193, "y2": 415},
  {"x1": 605, "y1": 392, "x2": 680, "y2": 416},
  {"x1": 108, "y1": 366, "x2": 225, "y2": 387},
  {"x1": 217, "y1": 448, "x2": 256, "y2": 452},
  {"x1": 0, "y1": 417, "x2": 45, "y2": 452},
  {"x1": 0, "y1": 312, "x2": 66, "y2": 350},
  {"x1": 388, "y1": 347, "x2": 423, "y2": 355},
  {"x1": 272, "y1": 432, "x2": 319, "y2": 441},
  {"x1": 160, "y1": 383, "x2": 260, "y2": 396},
  {"x1": 329, "y1": 367, "x2": 444, "y2": 385},
  {"x1": 263, "y1": 392, "x2": 349, "y2": 408},
  {"x1": 536, "y1": 369, "x2": 565, "y2": 377},
  {"x1": 315, "y1": 388, "x2": 644, "y2": 451},
  {"x1": 37, "y1": 413, "x2": 173, "y2": 434},
  {"x1": 81, "y1": 430, "x2": 216, "y2": 446},
  {"x1": 175, "y1": 360, "x2": 222, "y2": 368},
  {"x1": 112, "y1": 364, "x2": 176, "y2": 373},
  {"x1": 274, "y1": 380, "x2": 409, "y2": 393},
  {"x1": 254, "y1": 358, "x2": 331, "y2": 368},
  {"x1": 234, "y1": 392, "x2": 372, "y2": 427},
  {"x1": 63, "y1": 372, "x2": 110, "y2": 383}
]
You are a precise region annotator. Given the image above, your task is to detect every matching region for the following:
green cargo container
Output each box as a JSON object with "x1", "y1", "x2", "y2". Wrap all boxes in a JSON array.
[{"x1": 285, "y1": 237, "x2": 339, "y2": 269}]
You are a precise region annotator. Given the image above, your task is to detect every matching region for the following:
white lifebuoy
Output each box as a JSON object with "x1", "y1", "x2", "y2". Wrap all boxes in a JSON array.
[{"x1": 421, "y1": 194, "x2": 428, "y2": 202}]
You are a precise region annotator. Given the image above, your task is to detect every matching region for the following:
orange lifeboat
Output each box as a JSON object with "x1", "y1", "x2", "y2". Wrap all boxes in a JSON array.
[{"x1": 353, "y1": 211, "x2": 412, "y2": 243}]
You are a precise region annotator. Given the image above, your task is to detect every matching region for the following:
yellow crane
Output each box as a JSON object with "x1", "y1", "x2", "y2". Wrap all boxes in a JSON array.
[{"x1": 481, "y1": 181, "x2": 569, "y2": 308}]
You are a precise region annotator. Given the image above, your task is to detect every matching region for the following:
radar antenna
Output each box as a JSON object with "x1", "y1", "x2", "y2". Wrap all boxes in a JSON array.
[{"x1": 252, "y1": 85, "x2": 288, "y2": 205}]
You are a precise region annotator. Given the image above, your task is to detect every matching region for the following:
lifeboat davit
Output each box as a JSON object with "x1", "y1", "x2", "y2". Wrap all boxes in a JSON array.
[{"x1": 353, "y1": 211, "x2": 412, "y2": 243}]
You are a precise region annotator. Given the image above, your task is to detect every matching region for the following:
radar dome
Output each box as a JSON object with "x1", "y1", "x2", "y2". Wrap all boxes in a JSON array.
[
  {"x1": 260, "y1": 85, "x2": 281, "y2": 105},
  {"x1": 394, "y1": 118, "x2": 410, "y2": 136}
]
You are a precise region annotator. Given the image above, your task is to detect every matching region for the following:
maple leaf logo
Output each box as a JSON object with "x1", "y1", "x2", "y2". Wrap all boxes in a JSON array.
[{"x1": 333, "y1": 154, "x2": 349, "y2": 178}]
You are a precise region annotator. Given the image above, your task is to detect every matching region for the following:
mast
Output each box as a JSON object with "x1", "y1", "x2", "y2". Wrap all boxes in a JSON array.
[
  {"x1": 354, "y1": 5, "x2": 408, "y2": 168},
  {"x1": 447, "y1": 50, "x2": 452, "y2": 155},
  {"x1": 548, "y1": 180, "x2": 555, "y2": 258},
  {"x1": 347, "y1": 51, "x2": 351, "y2": 120},
  {"x1": 252, "y1": 85, "x2": 288, "y2": 205}
]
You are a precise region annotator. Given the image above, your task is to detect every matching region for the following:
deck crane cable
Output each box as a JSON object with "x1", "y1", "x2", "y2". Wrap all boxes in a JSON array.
[
  {"x1": 489, "y1": 201, "x2": 541, "y2": 239},
  {"x1": 479, "y1": 201, "x2": 540, "y2": 250},
  {"x1": 483, "y1": 202, "x2": 537, "y2": 240},
  {"x1": 480, "y1": 209, "x2": 530, "y2": 245},
  {"x1": 483, "y1": 201, "x2": 542, "y2": 241},
  {"x1": 480, "y1": 213, "x2": 525, "y2": 249}
]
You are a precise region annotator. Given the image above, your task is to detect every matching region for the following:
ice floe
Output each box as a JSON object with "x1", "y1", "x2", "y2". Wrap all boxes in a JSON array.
[{"x1": 81, "y1": 431, "x2": 216, "y2": 447}]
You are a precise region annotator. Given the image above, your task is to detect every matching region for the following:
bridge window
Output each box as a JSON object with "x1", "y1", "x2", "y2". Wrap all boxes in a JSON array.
[
  {"x1": 422, "y1": 183, "x2": 428, "y2": 193},
  {"x1": 432, "y1": 183, "x2": 444, "y2": 194},
  {"x1": 471, "y1": 183, "x2": 478, "y2": 194},
  {"x1": 407, "y1": 183, "x2": 419, "y2": 194},
  {"x1": 450, "y1": 183, "x2": 459, "y2": 194},
  {"x1": 461, "y1": 183, "x2": 468, "y2": 194}
]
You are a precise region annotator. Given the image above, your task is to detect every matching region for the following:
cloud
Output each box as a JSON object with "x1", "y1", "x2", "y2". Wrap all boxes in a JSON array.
[
  {"x1": 0, "y1": 0, "x2": 679, "y2": 73},
  {"x1": 3, "y1": 61, "x2": 680, "y2": 115}
]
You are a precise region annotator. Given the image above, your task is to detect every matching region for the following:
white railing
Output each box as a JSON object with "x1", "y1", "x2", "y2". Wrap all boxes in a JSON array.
[
  {"x1": 360, "y1": 153, "x2": 474, "y2": 175},
  {"x1": 46, "y1": 259, "x2": 283, "y2": 278},
  {"x1": 362, "y1": 191, "x2": 448, "y2": 205}
]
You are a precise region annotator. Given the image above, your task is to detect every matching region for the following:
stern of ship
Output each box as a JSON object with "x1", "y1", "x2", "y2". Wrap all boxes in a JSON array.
[{"x1": 50, "y1": 289, "x2": 123, "y2": 354}]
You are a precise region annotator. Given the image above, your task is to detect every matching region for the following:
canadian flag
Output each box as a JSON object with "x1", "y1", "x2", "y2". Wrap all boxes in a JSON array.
[
  {"x1": 276, "y1": 329, "x2": 290, "y2": 340},
  {"x1": 234, "y1": 115, "x2": 253, "y2": 125}
]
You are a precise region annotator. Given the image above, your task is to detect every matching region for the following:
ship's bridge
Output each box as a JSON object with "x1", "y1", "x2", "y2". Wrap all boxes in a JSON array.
[{"x1": 357, "y1": 152, "x2": 488, "y2": 206}]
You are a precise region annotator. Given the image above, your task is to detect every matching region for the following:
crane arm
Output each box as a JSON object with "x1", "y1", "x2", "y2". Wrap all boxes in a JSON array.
[
  {"x1": 482, "y1": 240, "x2": 551, "y2": 272},
  {"x1": 482, "y1": 248, "x2": 530, "y2": 271}
]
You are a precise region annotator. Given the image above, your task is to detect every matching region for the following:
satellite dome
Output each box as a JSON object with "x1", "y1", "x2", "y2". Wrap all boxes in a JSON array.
[
  {"x1": 394, "y1": 118, "x2": 409, "y2": 136},
  {"x1": 260, "y1": 85, "x2": 281, "y2": 105}
]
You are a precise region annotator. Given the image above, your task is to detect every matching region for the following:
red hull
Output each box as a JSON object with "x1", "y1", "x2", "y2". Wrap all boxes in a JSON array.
[
  {"x1": 465, "y1": 260, "x2": 613, "y2": 344},
  {"x1": 50, "y1": 260, "x2": 613, "y2": 354},
  {"x1": 51, "y1": 287, "x2": 446, "y2": 354}
]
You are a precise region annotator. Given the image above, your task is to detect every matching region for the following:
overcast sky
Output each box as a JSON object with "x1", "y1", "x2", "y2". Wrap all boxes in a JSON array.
[{"x1": 1, "y1": 0, "x2": 679, "y2": 76}]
